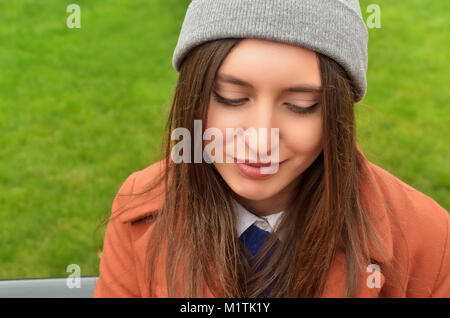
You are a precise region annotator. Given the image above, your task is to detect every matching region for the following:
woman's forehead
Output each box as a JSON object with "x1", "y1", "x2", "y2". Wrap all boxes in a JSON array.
[{"x1": 216, "y1": 38, "x2": 322, "y2": 91}]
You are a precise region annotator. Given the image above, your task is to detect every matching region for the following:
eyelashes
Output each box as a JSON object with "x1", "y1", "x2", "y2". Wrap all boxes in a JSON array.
[
  {"x1": 212, "y1": 90, "x2": 320, "y2": 115},
  {"x1": 285, "y1": 102, "x2": 320, "y2": 114},
  {"x1": 212, "y1": 91, "x2": 246, "y2": 106}
]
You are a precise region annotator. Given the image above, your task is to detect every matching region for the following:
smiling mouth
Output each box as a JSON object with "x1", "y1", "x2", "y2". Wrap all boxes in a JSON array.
[{"x1": 233, "y1": 157, "x2": 285, "y2": 167}]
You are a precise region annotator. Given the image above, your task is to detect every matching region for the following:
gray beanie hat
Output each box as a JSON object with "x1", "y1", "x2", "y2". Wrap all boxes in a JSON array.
[{"x1": 172, "y1": 0, "x2": 368, "y2": 102}]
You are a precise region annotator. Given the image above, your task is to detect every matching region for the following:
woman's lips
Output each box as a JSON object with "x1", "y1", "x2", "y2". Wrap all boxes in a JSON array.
[
  {"x1": 233, "y1": 157, "x2": 284, "y2": 167},
  {"x1": 233, "y1": 158, "x2": 285, "y2": 179}
]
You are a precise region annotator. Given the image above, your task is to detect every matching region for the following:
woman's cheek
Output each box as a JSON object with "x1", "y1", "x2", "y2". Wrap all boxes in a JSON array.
[
  {"x1": 205, "y1": 103, "x2": 241, "y2": 156},
  {"x1": 284, "y1": 117, "x2": 323, "y2": 154},
  {"x1": 206, "y1": 102, "x2": 241, "y2": 132}
]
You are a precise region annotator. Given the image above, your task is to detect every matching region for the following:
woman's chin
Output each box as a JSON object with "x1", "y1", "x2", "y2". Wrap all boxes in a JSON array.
[{"x1": 229, "y1": 182, "x2": 277, "y2": 202}]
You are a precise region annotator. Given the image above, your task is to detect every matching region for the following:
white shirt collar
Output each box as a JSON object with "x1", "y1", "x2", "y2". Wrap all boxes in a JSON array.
[{"x1": 231, "y1": 197, "x2": 284, "y2": 238}]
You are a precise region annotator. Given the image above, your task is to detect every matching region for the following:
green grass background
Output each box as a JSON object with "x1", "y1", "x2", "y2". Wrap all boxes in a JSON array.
[{"x1": 0, "y1": 0, "x2": 448, "y2": 279}]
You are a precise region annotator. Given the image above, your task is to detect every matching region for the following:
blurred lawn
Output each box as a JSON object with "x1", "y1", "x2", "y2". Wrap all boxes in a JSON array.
[{"x1": 0, "y1": 0, "x2": 448, "y2": 279}]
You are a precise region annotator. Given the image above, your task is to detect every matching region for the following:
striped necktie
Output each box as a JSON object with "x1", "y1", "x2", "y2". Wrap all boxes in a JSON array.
[{"x1": 239, "y1": 222, "x2": 279, "y2": 297}]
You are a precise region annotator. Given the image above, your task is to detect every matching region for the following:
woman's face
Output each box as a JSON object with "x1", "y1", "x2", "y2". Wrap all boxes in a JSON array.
[{"x1": 205, "y1": 38, "x2": 323, "y2": 214}]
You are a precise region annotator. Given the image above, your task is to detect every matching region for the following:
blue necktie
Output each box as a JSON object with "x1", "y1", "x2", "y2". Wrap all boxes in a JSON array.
[{"x1": 239, "y1": 223, "x2": 279, "y2": 297}]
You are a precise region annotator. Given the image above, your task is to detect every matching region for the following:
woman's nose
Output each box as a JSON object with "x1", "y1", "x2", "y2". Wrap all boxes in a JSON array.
[{"x1": 242, "y1": 101, "x2": 280, "y2": 159}]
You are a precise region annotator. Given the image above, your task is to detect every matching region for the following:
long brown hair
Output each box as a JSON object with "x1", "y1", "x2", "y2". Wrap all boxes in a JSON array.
[{"x1": 96, "y1": 38, "x2": 398, "y2": 297}]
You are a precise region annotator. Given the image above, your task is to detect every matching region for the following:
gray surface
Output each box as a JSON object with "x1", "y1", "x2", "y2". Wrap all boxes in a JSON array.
[{"x1": 0, "y1": 276, "x2": 98, "y2": 298}]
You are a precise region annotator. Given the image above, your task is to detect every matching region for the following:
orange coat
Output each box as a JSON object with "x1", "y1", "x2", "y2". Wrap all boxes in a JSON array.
[{"x1": 94, "y1": 145, "x2": 450, "y2": 297}]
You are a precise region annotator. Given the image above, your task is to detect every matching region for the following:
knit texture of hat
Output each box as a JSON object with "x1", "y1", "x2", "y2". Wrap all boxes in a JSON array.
[{"x1": 172, "y1": 0, "x2": 369, "y2": 102}]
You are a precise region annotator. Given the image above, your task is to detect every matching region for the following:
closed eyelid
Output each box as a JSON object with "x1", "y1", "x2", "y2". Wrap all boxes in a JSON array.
[
  {"x1": 288, "y1": 98, "x2": 320, "y2": 104},
  {"x1": 212, "y1": 90, "x2": 248, "y2": 101},
  {"x1": 212, "y1": 90, "x2": 320, "y2": 114},
  {"x1": 213, "y1": 90, "x2": 318, "y2": 104},
  {"x1": 213, "y1": 83, "x2": 321, "y2": 101}
]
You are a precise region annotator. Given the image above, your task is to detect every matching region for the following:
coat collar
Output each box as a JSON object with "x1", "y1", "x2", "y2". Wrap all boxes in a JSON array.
[
  {"x1": 119, "y1": 144, "x2": 394, "y2": 266},
  {"x1": 118, "y1": 160, "x2": 166, "y2": 223},
  {"x1": 355, "y1": 143, "x2": 394, "y2": 265}
]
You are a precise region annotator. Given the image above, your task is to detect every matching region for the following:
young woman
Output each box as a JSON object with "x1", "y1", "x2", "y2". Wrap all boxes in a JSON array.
[{"x1": 94, "y1": 0, "x2": 450, "y2": 297}]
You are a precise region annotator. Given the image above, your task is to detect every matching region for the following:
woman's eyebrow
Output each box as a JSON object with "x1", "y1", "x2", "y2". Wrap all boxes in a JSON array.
[{"x1": 216, "y1": 73, "x2": 323, "y2": 93}]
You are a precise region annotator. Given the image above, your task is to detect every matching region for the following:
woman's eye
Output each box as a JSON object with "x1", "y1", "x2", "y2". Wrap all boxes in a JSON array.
[
  {"x1": 213, "y1": 91, "x2": 320, "y2": 114},
  {"x1": 212, "y1": 91, "x2": 246, "y2": 106},
  {"x1": 285, "y1": 102, "x2": 320, "y2": 115}
]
